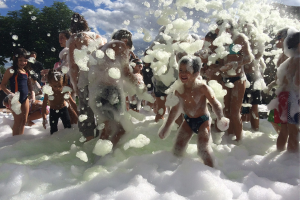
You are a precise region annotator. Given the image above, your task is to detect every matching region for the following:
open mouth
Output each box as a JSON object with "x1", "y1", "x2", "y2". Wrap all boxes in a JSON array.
[{"x1": 181, "y1": 76, "x2": 188, "y2": 81}]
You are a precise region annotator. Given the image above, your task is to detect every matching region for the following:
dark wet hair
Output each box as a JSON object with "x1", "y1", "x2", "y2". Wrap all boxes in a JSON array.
[
  {"x1": 287, "y1": 32, "x2": 300, "y2": 49},
  {"x1": 60, "y1": 30, "x2": 71, "y2": 39},
  {"x1": 275, "y1": 28, "x2": 289, "y2": 41},
  {"x1": 47, "y1": 69, "x2": 68, "y2": 85},
  {"x1": 205, "y1": 31, "x2": 217, "y2": 41},
  {"x1": 70, "y1": 13, "x2": 90, "y2": 34},
  {"x1": 112, "y1": 29, "x2": 133, "y2": 49},
  {"x1": 12, "y1": 48, "x2": 31, "y2": 74},
  {"x1": 179, "y1": 57, "x2": 202, "y2": 74}
]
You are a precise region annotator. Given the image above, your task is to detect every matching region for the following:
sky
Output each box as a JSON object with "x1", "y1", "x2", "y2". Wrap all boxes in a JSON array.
[{"x1": 1, "y1": 0, "x2": 300, "y2": 57}]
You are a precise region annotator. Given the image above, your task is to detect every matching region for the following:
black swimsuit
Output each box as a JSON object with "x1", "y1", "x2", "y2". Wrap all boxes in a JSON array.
[
  {"x1": 184, "y1": 114, "x2": 210, "y2": 133},
  {"x1": 9, "y1": 72, "x2": 29, "y2": 104}
]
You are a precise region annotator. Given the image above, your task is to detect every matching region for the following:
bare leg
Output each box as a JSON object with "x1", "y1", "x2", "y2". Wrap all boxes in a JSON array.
[
  {"x1": 287, "y1": 124, "x2": 299, "y2": 153},
  {"x1": 27, "y1": 109, "x2": 46, "y2": 126},
  {"x1": 173, "y1": 121, "x2": 193, "y2": 157},
  {"x1": 229, "y1": 80, "x2": 246, "y2": 141},
  {"x1": 250, "y1": 104, "x2": 259, "y2": 131},
  {"x1": 277, "y1": 124, "x2": 288, "y2": 151},
  {"x1": 155, "y1": 96, "x2": 167, "y2": 122},
  {"x1": 197, "y1": 121, "x2": 214, "y2": 167},
  {"x1": 12, "y1": 99, "x2": 29, "y2": 136},
  {"x1": 223, "y1": 83, "x2": 233, "y2": 135}
]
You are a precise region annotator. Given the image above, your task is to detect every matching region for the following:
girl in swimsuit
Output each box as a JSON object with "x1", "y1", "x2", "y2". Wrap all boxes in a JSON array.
[
  {"x1": 1, "y1": 48, "x2": 34, "y2": 136},
  {"x1": 215, "y1": 20, "x2": 253, "y2": 141}
]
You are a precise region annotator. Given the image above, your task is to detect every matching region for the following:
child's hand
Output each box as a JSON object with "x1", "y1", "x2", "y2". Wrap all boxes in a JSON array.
[
  {"x1": 217, "y1": 117, "x2": 230, "y2": 131},
  {"x1": 43, "y1": 119, "x2": 48, "y2": 129}
]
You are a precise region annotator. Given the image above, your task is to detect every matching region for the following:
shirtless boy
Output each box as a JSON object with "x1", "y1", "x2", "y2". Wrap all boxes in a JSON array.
[
  {"x1": 42, "y1": 69, "x2": 77, "y2": 134},
  {"x1": 158, "y1": 56, "x2": 229, "y2": 167}
]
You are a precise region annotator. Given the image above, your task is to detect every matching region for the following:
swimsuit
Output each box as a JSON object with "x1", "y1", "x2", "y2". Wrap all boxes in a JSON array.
[
  {"x1": 184, "y1": 114, "x2": 209, "y2": 133},
  {"x1": 49, "y1": 106, "x2": 71, "y2": 134},
  {"x1": 9, "y1": 72, "x2": 29, "y2": 104}
]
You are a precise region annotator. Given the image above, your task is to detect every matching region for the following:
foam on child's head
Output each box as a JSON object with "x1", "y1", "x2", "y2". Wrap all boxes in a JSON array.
[
  {"x1": 178, "y1": 56, "x2": 202, "y2": 74},
  {"x1": 47, "y1": 69, "x2": 64, "y2": 84}
]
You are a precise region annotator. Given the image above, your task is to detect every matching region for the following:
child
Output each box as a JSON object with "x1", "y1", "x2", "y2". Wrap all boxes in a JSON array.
[
  {"x1": 0, "y1": 48, "x2": 33, "y2": 136},
  {"x1": 42, "y1": 69, "x2": 76, "y2": 134},
  {"x1": 30, "y1": 73, "x2": 43, "y2": 100},
  {"x1": 275, "y1": 30, "x2": 300, "y2": 152},
  {"x1": 158, "y1": 56, "x2": 229, "y2": 167},
  {"x1": 127, "y1": 58, "x2": 144, "y2": 112}
]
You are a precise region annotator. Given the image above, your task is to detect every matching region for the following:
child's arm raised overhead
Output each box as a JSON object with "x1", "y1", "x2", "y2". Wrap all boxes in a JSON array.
[
  {"x1": 202, "y1": 85, "x2": 229, "y2": 131},
  {"x1": 42, "y1": 94, "x2": 49, "y2": 129},
  {"x1": 158, "y1": 93, "x2": 182, "y2": 139}
]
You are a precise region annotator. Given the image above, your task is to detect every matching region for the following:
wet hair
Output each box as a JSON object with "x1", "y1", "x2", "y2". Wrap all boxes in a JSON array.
[
  {"x1": 30, "y1": 51, "x2": 37, "y2": 57},
  {"x1": 205, "y1": 31, "x2": 217, "y2": 41},
  {"x1": 12, "y1": 48, "x2": 31, "y2": 74},
  {"x1": 286, "y1": 32, "x2": 300, "y2": 49},
  {"x1": 70, "y1": 13, "x2": 90, "y2": 34},
  {"x1": 179, "y1": 57, "x2": 202, "y2": 74},
  {"x1": 47, "y1": 69, "x2": 68, "y2": 85},
  {"x1": 276, "y1": 28, "x2": 288, "y2": 40},
  {"x1": 60, "y1": 30, "x2": 71, "y2": 39},
  {"x1": 112, "y1": 29, "x2": 133, "y2": 49}
]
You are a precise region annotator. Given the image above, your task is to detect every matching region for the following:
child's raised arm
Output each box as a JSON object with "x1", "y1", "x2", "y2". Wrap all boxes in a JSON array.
[
  {"x1": 158, "y1": 93, "x2": 182, "y2": 139},
  {"x1": 42, "y1": 94, "x2": 49, "y2": 129},
  {"x1": 202, "y1": 85, "x2": 229, "y2": 131}
]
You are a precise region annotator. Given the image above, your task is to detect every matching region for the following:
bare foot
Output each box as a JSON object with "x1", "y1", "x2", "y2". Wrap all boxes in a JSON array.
[{"x1": 26, "y1": 121, "x2": 35, "y2": 126}]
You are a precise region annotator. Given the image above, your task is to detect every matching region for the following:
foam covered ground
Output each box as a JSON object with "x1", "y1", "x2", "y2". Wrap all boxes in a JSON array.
[{"x1": 0, "y1": 108, "x2": 299, "y2": 200}]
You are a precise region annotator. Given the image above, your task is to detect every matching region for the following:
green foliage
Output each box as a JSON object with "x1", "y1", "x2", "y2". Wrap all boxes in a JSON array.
[{"x1": 0, "y1": 2, "x2": 74, "y2": 69}]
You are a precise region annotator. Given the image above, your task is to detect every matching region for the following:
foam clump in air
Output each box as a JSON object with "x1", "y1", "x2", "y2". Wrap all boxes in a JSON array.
[
  {"x1": 74, "y1": 48, "x2": 89, "y2": 71},
  {"x1": 95, "y1": 50, "x2": 104, "y2": 59},
  {"x1": 76, "y1": 151, "x2": 88, "y2": 162},
  {"x1": 42, "y1": 85, "x2": 54, "y2": 95},
  {"x1": 61, "y1": 86, "x2": 72, "y2": 93},
  {"x1": 28, "y1": 57, "x2": 35, "y2": 63},
  {"x1": 93, "y1": 139, "x2": 113, "y2": 156},
  {"x1": 217, "y1": 117, "x2": 230, "y2": 131},
  {"x1": 108, "y1": 68, "x2": 121, "y2": 79},
  {"x1": 61, "y1": 66, "x2": 69, "y2": 74},
  {"x1": 208, "y1": 80, "x2": 227, "y2": 108},
  {"x1": 78, "y1": 114, "x2": 88, "y2": 122},
  {"x1": 106, "y1": 48, "x2": 115, "y2": 60},
  {"x1": 123, "y1": 134, "x2": 150, "y2": 150},
  {"x1": 12, "y1": 35, "x2": 18, "y2": 40}
]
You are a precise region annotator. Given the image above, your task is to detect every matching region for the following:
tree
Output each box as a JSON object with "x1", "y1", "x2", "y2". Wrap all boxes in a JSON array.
[{"x1": 0, "y1": 2, "x2": 73, "y2": 68}]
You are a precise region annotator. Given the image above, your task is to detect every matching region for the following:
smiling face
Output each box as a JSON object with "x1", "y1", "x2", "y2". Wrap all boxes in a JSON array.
[
  {"x1": 179, "y1": 63, "x2": 194, "y2": 84},
  {"x1": 17, "y1": 56, "x2": 28, "y2": 70},
  {"x1": 59, "y1": 33, "x2": 67, "y2": 48}
]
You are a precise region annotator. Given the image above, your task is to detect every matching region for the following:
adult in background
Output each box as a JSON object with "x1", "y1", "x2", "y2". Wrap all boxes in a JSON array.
[
  {"x1": 30, "y1": 51, "x2": 44, "y2": 85},
  {"x1": 216, "y1": 19, "x2": 253, "y2": 141},
  {"x1": 68, "y1": 12, "x2": 106, "y2": 141}
]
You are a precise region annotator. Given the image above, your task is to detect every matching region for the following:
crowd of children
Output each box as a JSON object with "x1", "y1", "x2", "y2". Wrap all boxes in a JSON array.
[{"x1": 0, "y1": 14, "x2": 299, "y2": 168}]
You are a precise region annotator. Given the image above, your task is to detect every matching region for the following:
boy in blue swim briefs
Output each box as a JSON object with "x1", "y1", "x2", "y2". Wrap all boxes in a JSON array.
[{"x1": 158, "y1": 56, "x2": 229, "y2": 167}]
